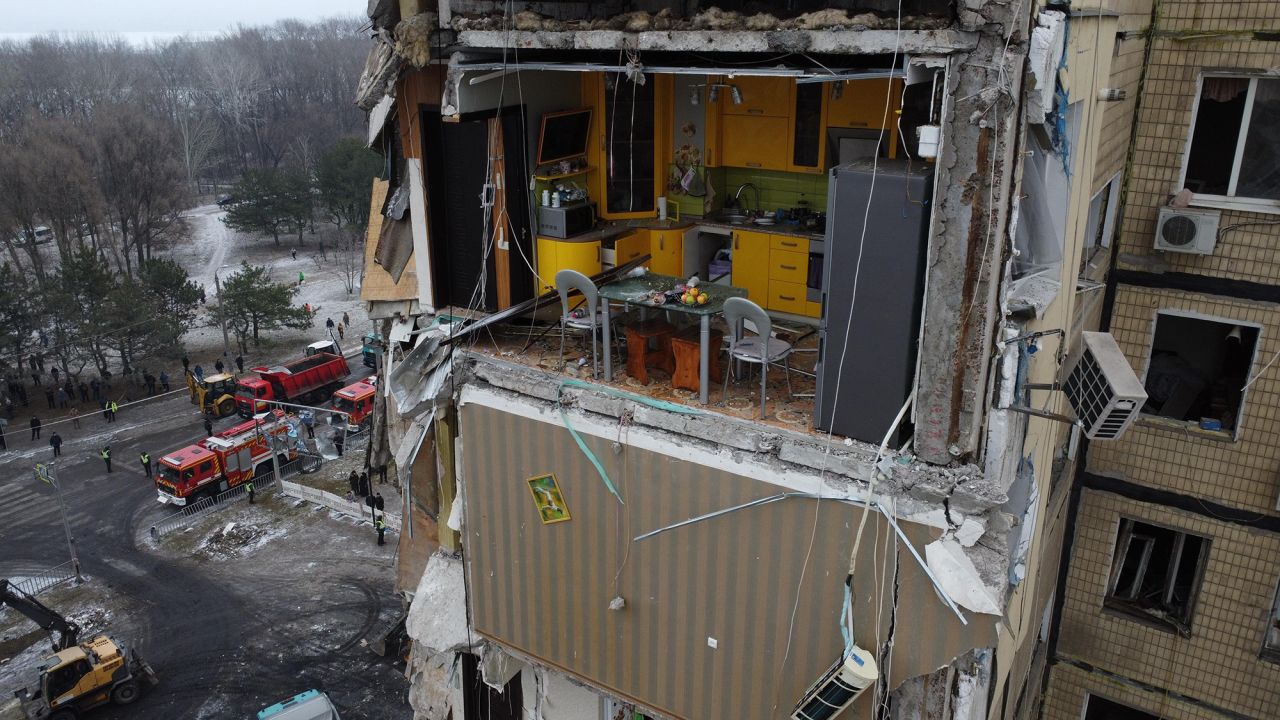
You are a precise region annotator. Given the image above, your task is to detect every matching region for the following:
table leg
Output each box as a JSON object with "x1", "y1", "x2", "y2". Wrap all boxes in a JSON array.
[
  {"x1": 699, "y1": 314, "x2": 710, "y2": 405},
  {"x1": 602, "y1": 298, "x2": 613, "y2": 382}
]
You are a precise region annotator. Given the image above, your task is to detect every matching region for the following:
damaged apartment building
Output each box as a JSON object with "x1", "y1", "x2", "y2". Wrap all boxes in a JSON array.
[{"x1": 352, "y1": 1, "x2": 1161, "y2": 718}]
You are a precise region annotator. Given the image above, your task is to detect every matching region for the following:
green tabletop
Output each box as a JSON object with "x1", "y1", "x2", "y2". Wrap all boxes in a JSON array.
[{"x1": 598, "y1": 272, "x2": 746, "y2": 316}]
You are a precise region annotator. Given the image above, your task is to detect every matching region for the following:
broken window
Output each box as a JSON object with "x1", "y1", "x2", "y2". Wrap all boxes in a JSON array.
[
  {"x1": 1084, "y1": 695, "x2": 1161, "y2": 720},
  {"x1": 1106, "y1": 518, "x2": 1208, "y2": 634},
  {"x1": 1080, "y1": 173, "x2": 1119, "y2": 272},
  {"x1": 1142, "y1": 313, "x2": 1258, "y2": 432},
  {"x1": 1184, "y1": 76, "x2": 1280, "y2": 202},
  {"x1": 1263, "y1": 579, "x2": 1280, "y2": 662}
]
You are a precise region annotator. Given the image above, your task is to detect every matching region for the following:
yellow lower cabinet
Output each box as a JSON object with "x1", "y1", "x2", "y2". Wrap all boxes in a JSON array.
[
  {"x1": 731, "y1": 230, "x2": 771, "y2": 303},
  {"x1": 769, "y1": 249, "x2": 808, "y2": 285},
  {"x1": 768, "y1": 280, "x2": 809, "y2": 316},
  {"x1": 649, "y1": 229, "x2": 683, "y2": 276},
  {"x1": 614, "y1": 230, "x2": 649, "y2": 268},
  {"x1": 537, "y1": 236, "x2": 601, "y2": 293}
]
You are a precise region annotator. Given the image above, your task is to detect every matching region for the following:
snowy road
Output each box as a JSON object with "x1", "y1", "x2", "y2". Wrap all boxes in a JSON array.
[{"x1": 0, "y1": 389, "x2": 409, "y2": 719}]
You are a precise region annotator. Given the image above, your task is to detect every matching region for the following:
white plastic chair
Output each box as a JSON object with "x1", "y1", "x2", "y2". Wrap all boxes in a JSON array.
[
  {"x1": 555, "y1": 269, "x2": 619, "y2": 379},
  {"x1": 721, "y1": 297, "x2": 793, "y2": 418}
]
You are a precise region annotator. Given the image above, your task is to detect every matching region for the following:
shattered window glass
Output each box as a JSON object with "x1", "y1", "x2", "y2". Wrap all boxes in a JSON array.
[{"x1": 1185, "y1": 76, "x2": 1280, "y2": 202}]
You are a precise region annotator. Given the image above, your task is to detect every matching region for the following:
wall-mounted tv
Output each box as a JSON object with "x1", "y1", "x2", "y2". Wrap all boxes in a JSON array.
[{"x1": 536, "y1": 108, "x2": 592, "y2": 166}]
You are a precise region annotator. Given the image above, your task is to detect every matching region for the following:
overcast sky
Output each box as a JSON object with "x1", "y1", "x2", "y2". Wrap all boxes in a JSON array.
[{"x1": 5, "y1": 0, "x2": 359, "y2": 37}]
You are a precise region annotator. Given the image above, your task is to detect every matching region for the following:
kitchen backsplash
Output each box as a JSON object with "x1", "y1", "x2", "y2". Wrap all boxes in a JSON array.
[{"x1": 722, "y1": 167, "x2": 829, "y2": 214}]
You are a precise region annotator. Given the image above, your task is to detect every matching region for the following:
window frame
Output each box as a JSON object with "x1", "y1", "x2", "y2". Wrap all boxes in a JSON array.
[
  {"x1": 1180, "y1": 73, "x2": 1280, "y2": 215},
  {"x1": 1263, "y1": 578, "x2": 1280, "y2": 663},
  {"x1": 1104, "y1": 517, "x2": 1210, "y2": 636},
  {"x1": 1138, "y1": 308, "x2": 1262, "y2": 440}
]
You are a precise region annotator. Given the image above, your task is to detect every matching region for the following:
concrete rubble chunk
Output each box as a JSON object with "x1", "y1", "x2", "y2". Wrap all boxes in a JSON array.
[{"x1": 406, "y1": 552, "x2": 468, "y2": 655}]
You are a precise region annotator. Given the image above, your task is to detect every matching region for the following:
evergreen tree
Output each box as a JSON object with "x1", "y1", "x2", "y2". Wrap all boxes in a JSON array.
[{"x1": 216, "y1": 262, "x2": 314, "y2": 349}]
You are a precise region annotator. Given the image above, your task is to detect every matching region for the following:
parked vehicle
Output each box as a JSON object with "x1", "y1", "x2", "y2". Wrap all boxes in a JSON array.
[
  {"x1": 2, "y1": 580, "x2": 157, "y2": 720},
  {"x1": 361, "y1": 332, "x2": 384, "y2": 369},
  {"x1": 186, "y1": 371, "x2": 238, "y2": 418},
  {"x1": 331, "y1": 378, "x2": 376, "y2": 432},
  {"x1": 235, "y1": 352, "x2": 350, "y2": 417},
  {"x1": 154, "y1": 411, "x2": 297, "y2": 505},
  {"x1": 257, "y1": 689, "x2": 341, "y2": 720},
  {"x1": 306, "y1": 339, "x2": 339, "y2": 357}
]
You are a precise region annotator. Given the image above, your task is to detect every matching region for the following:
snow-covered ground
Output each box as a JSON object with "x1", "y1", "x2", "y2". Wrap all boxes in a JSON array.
[{"x1": 174, "y1": 205, "x2": 372, "y2": 369}]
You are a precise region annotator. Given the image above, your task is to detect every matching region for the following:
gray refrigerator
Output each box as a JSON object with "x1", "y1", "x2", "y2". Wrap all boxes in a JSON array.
[{"x1": 814, "y1": 159, "x2": 934, "y2": 446}]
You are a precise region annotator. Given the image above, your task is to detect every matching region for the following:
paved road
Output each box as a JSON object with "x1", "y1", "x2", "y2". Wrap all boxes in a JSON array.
[{"x1": 0, "y1": 391, "x2": 409, "y2": 719}]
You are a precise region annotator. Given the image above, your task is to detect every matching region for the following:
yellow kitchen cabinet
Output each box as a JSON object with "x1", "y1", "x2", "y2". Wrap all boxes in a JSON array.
[
  {"x1": 769, "y1": 249, "x2": 808, "y2": 285},
  {"x1": 731, "y1": 229, "x2": 771, "y2": 303},
  {"x1": 722, "y1": 76, "x2": 793, "y2": 118},
  {"x1": 614, "y1": 230, "x2": 649, "y2": 267},
  {"x1": 649, "y1": 229, "x2": 683, "y2": 276},
  {"x1": 768, "y1": 280, "x2": 809, "y2": 316},
  {"x1": 769, "y1": 235, "x2": 808, "y2": 253},
  {"x1": 536, "y1": 236, "x2": 601, "y2": 293},
  {"x1": 720, "y1": 114, "x2": 789, "y2": 171},
  {"x1": 825, "y1": 77, "x2": 902, "y2": 159}
]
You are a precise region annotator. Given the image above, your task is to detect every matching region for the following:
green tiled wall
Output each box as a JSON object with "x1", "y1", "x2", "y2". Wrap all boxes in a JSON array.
[{"x1": 722, "y1": 167, "x2": 829, "y2": 213}]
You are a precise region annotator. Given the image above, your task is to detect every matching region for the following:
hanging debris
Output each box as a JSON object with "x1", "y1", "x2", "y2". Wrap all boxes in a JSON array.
[
  {"x1": 395, "y1": 13, "x2": 437, "y2": 69},
  {"x1": 355, "y1": 30, "x2": 401, "y2": 110}
]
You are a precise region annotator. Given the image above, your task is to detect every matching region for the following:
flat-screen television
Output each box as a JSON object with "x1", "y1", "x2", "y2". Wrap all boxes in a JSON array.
[{"x1": 536, "y1": 108, "x2": 592, "y2": 165}]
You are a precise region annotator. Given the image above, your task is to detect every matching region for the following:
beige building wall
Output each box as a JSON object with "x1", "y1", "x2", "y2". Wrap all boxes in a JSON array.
[
  {"x1": 1051, "y1": 489, "x2": 1280, "y2": 718},
  {"x1": 1090, "y1": 285, "x2": 1280, "y2": 512}
]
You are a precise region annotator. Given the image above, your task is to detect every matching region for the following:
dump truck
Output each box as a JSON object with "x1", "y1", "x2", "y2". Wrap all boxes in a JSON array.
[
  {"x1": 186, "y1": 371, "x2": 239, "y2": 418},
  {"x1": 1, "y1": 580, "x2": 157, "y2": 720},
  {"x1": 235, "y1": 352, "x2": 350, "y2": 417},
  {"x1": 154, "y1": 410, "x2": 298, "y2": 505},
  {"x1": 330, "y1": 378, "x2": 376, "y2": 433},
  {"x1": 361, "y1": 332, "x2": 384, "y2": 368}
]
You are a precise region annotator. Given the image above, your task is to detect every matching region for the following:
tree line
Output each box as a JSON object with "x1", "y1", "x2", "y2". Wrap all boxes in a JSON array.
[{"x1": 0, "y1": 18, "x2": 371, "y2": 395}]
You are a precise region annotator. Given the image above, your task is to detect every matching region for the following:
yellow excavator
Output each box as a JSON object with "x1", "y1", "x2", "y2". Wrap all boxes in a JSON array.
[
  {"x1": 187, "y1": 370, "x2": 238, "y2": 418},
  {"x1": 0, "y1": 580, "x2": 157, "y2": 720}
]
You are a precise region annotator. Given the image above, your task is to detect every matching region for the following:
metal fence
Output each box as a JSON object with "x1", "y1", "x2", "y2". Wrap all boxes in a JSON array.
[
  {"x1": 11, "y1": 561, "x2": 78, "y2": 596},
  {"x1": 149, "y1": 467, "x2": 284, "y2": 540}
]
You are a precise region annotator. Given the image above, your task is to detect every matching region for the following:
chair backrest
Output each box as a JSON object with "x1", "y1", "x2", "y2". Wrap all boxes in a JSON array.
[
  {"x1": 723, "y1": 297, "x2": 771, "y2": 357},
  {"x1": 555, "y1": 269, "x2": 598, "y2": 320}
]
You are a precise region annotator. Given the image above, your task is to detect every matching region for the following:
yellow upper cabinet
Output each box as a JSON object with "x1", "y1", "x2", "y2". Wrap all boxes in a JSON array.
[
  {"x1": 787, "y1": 81, "x2": 827, "y2": 174},
  {"x1": 720, "y1": 115, "x2": 790, "y2": 171},
  {"x1": 587, "y1": 72, "x2": 670, "y2": 220},
  {"x1": 825, "y1": 78, "x2": 902, "y2": 129},
  {"x1": 723, "y1": 76, "x2": 793, "y2": 118}
]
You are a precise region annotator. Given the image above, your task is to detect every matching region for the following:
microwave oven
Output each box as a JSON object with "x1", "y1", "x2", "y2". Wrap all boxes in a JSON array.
[{"x1": 538, "y1": 201, "x2": 596, "y2": 238}]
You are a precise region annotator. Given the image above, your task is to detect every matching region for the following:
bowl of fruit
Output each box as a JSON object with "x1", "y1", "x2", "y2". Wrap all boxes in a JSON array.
[{"x1": 681, "y1": 288, "x2": 710, "y2": 306}]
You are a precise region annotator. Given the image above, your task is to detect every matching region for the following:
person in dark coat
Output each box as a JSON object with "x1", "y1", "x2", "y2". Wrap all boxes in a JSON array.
[
  {"x1": 159, "y1": 372, "x2": 170, "y2": 392},
  {"x1": 358, "y1": 472, "x2": 370, "y2": 498},
  {"x1": 375, "y1": 515, "x2": 387, "y2": 546},
  {"x1": 55, "y1": 388, "x2": 68, "y2": 408},
  {"x1": 348, "y1": 471, "x2": 359, "y2": 495},
  {"x1": 333, "y1": 430, "x2": 344, "y2": 458},
  {"x1": 342, "y1": 311, "x2": 350, "y2": 327},
  {"x1": 49, "y1": 432, "x2": 62, "y2": 458},
  {"x1": 181, "y1": 355, "x2": 190, "y2": 374},
  {"x1": 90, "y1": 378, "x2": 101, "y2": 402},
  {"x1": 44, "y1": 387, "x2": 54, "y2": 409},
  {"x1": 326, "y1": 317, "x2": 335, "y2": 331},
  {"x1": 214, "y1": 359, "x2": 224, "y2": 374},
  {"x1": 0, "y1": 428, "x2": 7, "y2": 450},
  {"x1": 203, "y1": 414, "x2": 214, "y2": 437},
  {"x1": 78, "y1": 381, "x2": 88, "y2": 403},
  {"x1": 30, "y1": 416, "x2": 41, "y2": 440},
  {"x1": 235, "y1": 356, "x2": 244, "y2": 374}
]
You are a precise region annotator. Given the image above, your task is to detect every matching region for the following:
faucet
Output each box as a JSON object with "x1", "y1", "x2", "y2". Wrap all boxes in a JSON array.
[{"x1": 734, "y1": 183, "x2": 760, "y2": 216}]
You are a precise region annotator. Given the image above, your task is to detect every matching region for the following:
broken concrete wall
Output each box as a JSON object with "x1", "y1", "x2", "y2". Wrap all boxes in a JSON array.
[
  {"x1": 915, "y1": 3, "x2": 1029, "y2": 466},
  {"x1": 444, "y1": 1, "x2": 954, "y2": 24}
]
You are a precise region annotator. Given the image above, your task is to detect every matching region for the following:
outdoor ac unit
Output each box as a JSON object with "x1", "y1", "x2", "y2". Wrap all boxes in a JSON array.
[
  {"x1": 791, "y1": 647, "x2": 879, "y2": 720},
  {"x1": 1061, "y1": 331, "x2": 1147, "y2": 440},
  {"x1": 1153, "y1": 206, "x2": 1219, "y2": 254}
]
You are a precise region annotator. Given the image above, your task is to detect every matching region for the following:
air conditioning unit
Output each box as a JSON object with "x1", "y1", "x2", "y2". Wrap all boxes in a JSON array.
[
  {"x1": 791, "y1": 647, "x2": 879, "y2": 720},
  {"x1": 1061, "y1": 331, "x2": 1147, "y2": 440},
  {"x1": 1153, "y1": 206, "x2": 1219, "y2": 254}
]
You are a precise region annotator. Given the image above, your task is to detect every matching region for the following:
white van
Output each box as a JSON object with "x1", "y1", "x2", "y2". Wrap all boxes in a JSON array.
[{"x1": 257, "y1": 689, "x2": 341, "y2": 720}]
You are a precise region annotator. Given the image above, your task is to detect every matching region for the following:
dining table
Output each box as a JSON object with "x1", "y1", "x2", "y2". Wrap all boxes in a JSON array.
[{"x1": 597, "y1": 272, "x2": 747, "y2": 404}]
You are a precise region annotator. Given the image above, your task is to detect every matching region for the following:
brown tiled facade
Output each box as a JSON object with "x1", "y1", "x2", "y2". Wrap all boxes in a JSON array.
[{"x1": 1048, "y1": 1, "x2": 1280, "y2": 718}]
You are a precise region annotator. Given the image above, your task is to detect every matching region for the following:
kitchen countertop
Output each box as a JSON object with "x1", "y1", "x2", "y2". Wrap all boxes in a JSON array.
[{"x1": 548, "y1": 217, "x2": 823, "y2": 243}]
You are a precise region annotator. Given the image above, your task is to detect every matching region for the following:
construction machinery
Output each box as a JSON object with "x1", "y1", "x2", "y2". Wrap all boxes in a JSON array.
[
  {"x1": 235, "y1": 352, "x2": 350, "y2": 417},
  {"x1": 186, "y1": 371, "x2": 239, "y2": 418},
  {"x1": 154, "y1": 410, "x2": 303, "y2": 505},
  {"x1": 0, "y1": 580, "x2": 157, "y2": 720}
]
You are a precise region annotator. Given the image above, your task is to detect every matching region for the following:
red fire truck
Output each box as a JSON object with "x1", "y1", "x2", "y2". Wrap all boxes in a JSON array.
[
  {"x1": 154, "y1": 411, "x2": 297, "y2": 505},
  {"x1": 331, "y1": 377, "x2": 376, "y2": 433},
  {"x1": 235, "y1": 352, "x2": 350, "y2": 417}
]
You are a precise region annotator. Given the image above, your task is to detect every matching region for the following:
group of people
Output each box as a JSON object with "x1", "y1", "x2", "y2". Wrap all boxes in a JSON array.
[
  {"x1": 183, "y1": 353, "x2": 246, "y2": 383},
  {"x1": 346, "y1": 468, "x2": 390, "y2": 545},
  {"x1": 325, "y1": 313, "x2": 351, "y2": 341}
]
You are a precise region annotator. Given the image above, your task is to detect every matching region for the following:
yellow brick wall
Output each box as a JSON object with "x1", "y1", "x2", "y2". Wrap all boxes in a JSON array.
[
  {"x1": 1116, "y1": 3, "x2": 1280, "y2": 281},
  {"x1": 1052, "y1": 489, "x2": 1280, "y2": 718},
  {"x1": 1088, "y1": 285, "x2": 1280, "y2": 513},
  {"x1": 1043, "y1": 661, "x2": 1215, "y2": 720},
  {"x1": 1093, "y1": 1, "x2": 1155, "y2": 193}
]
